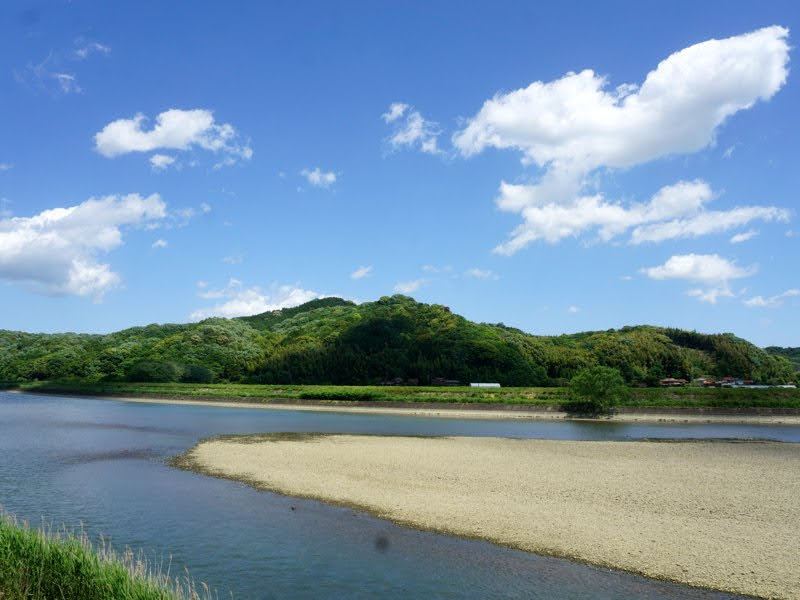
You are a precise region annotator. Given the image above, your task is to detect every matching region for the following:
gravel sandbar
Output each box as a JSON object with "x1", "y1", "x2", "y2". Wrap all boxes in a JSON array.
[{"x1": 178, "y1": 434, "x2": 800, "y2": 599}]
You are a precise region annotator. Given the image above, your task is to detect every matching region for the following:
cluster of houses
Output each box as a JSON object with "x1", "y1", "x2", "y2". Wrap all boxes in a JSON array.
[{"x1": 659, "y1": 377, "x2": 796, "y2": 389}]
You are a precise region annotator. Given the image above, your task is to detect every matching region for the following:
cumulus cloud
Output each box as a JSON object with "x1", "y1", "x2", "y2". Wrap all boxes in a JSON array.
[
  {"x1": 567, "y1": 306, "x2": 580, "y2": 313},
  {"x1": 743, "y1": 289, "x2": 800, "y2": 308},
  {"x1": 730, "y1": 229, "x2": 759, "y2": 244},
  {"x1": 350, "y1": 265, "x2": 373, "y2": 280},
  {"x1": 491, "y1": 179, "x2": 787, "y2": 253},
  {"x1": 465, "y1": 268, "x2": 498, "y2": 280},
  {"x1": 190, "y1": 279, "x2": 324, "y2": 319},
  {"x1": 383, "y1": 103, "x2": 441, "y2": 154},
  {"x1": 149, "y1": 154, "x2": 176, "y2": 171},
  {"x1": 151, "y1": 239, "x2": 167, "y2": 249},
  {"x1": 452, "y1": 26, "x2": 791, "y2": 254},
  {"x1": 642, "y1": 253, "x2": 756, "y2": 304},
  {"x1": 301, "y1": 167, "x2": 337, "y2": 188},
  {"x1": 0, "y1": 194, "x2": 166, "y2": 300},
  {"x1": 95, "y1": 109, "x2": 252, "y2": 168},
  {"x1": 393, "y1": 278, "x2": 427, "y2": 294}
]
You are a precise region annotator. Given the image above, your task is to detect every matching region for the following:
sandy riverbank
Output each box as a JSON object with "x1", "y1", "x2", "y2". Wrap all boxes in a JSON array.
[
  {"x1": 23, "y1": 391, "x2": 800, "y2": 425},
  {"x1": 177, "y1": 434, "x2": 800, "y2": 599}
]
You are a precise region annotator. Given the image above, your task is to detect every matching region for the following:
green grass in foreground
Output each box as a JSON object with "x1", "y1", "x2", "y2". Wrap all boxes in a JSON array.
[
  {"x1": 10, "y1": 380, "x2": 800, "y2": 410},
  {"x1": 0, "y1": 512, "x2": 212, "y2": 600}
]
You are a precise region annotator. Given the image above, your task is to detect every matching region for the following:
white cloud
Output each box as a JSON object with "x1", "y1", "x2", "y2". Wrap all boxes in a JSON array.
[
  {"x1": 567, "y1": 306, "x2": 580, "y2": 313},
  {"x1": 0, "y1": 163, "x2": 12, "y2": 171},
  {"x1": 222, "y1": 254, "x2": 243, "y2": 265},
  {"x1": 421, "y1": 264, "x2": 452, "y2": 274},
  {"x1": 151, "y1": 239, "x2": 168, "y2": 249},
  {"x1": 190, "y1": 279, "x2": 324, "y2": 319},
  {"x1": 453, "y1": 26, "x2": 790, "y2": 254},
  {"x1": 730, "y1": 229, "x2": 758, "y2": 244},
  {"x1": 300, "y1": 167, "x2": 337, "y2": 188},
  {"x1": 465, "y1": 268, "x2": 498, "y2": 280},
  {"x1": 16, "y1": 53, "x2": 83, "y2": 96},
  {"x1": 53, "y1": 73, "x2": 81, "y2": 94},
  {"x1": 393, "y1": 278, "x2": 427, "y2": 294},
  {"x1": 75, "y1": 41, "x2": 111, "y2": 60},
  {"x1": 642, "y1": 253, "x2": 755, "y2": 304},
  {"x1": 0, "y1": 194, "x2": 166, "y2": 300},
  {"x1": 491, "y1": 179, "x2": 787, "y2": 253},
  {"x1": 149, "y1": 154, "x2": 176, "y2": 171},
  {"x1": 200, "y1": 202, "x2": 211, "y2": 213},
  {"x1": 95, "y1": 109, "x2": 252, "y2": 167},
  {"x1": 384, "y1": 103, "x2": 441, "y2": 154},
  {"x1": 743, "y1": 289, "x2": 800, "y2": 308},
  {"x1": 382, "y1": 102, "x2": 409, "y2": 123},
  {"x1": 350, "y1": 265, "x2": 373, "y2": 280},
  {"x1": 723, "y1": 145, "x2": 737, "y2": 159}
]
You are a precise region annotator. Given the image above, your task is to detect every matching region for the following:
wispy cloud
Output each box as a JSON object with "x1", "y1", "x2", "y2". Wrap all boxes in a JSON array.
[
  {"x1": 300, "y1": 167, "x2": 337, "y2": 188},
  {"x1": 465, "y1": 268, "x2": 498, "y2": 280},
  {"x1": 350, "y1": 265, "x2": 373, "y2": 280},
  {"x1": 383, "y1": 103, "x2": 441, "y2": 154},
  {"x1": 74, "y1": 41, "x2": 111, "y2": 60},
  {"x1": 743, "y1": 289, "x2": 799, "y2": 308},
  {"x1": 393, "y1": 278, "x2": 427, "y2": 294},
  {"x1": 730, "y1": 229, "x2": 758, "y2": 244}
]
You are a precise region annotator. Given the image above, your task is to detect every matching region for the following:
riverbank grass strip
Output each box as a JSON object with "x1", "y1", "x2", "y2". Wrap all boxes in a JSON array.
[{"x1": 0, "y1": 511, "x2": 213, "y2": 600}]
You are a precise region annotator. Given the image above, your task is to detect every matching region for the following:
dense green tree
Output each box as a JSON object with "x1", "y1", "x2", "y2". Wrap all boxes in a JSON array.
[{"x1": 569, "y1": 366, "x2": 628, "y2": 414}]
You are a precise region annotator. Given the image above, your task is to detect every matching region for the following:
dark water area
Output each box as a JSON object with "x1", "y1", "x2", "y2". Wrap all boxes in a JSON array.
[{"x1": 2, "y1": 392, "x2": 788, "y2": 599}]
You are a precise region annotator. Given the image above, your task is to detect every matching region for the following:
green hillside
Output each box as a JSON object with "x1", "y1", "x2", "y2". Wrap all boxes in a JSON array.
[
  {"x1": 0, "y1": 295, "x2": 794, "y2": 386},
  {"x1": 766, "y1": 347, "x2": 800, "y2": 371}
]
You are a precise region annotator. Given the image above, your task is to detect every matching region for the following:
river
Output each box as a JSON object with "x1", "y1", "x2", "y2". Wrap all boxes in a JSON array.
[{"x1": 3, "y1": 391, "x2": 793, "y2": 598}]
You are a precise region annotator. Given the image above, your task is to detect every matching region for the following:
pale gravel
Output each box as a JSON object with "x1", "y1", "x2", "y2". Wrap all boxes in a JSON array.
[
  {"x1": 184, "y1": 435, "x2": 800, "y2": 600},
  {"x1": 103, "y1": 394, "x2": 800, "y2": 425}
]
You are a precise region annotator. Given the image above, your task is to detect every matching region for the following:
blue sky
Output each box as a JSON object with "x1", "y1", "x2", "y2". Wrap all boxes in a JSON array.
[{"x1": 1, "y1": 1, "x2": 798, "y2": 346}]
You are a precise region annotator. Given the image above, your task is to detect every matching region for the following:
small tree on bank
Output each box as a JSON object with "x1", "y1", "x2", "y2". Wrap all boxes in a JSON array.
[{"x1": 568, "y1": 366, "x2": 628, "y2": 415}]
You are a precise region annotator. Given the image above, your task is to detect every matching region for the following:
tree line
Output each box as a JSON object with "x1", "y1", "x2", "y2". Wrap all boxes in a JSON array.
[{"x1": 0, "y1": 296, "x2": 794, "y2": 386}]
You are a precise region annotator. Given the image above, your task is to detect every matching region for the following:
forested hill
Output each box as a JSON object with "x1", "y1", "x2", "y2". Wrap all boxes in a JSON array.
[
  {"x1": 765, "y1": 347, "x2": 800, "y2": 371},
  {"x1": 0, "y1": 295, "x2": 794, "y2": 386}
]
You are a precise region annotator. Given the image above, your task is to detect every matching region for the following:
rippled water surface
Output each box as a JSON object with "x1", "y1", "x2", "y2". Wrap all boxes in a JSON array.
[{"x1": 3, "y1": 392, "x2": 790, "y2": 599}]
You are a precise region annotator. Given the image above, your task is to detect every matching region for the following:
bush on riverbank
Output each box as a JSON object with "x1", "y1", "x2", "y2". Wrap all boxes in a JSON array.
[
  {"x1": 568, "y1": 366, "x2": 628, "y2": 414},
  {"x1": 0, "y1": 512, "x2": 211, "y2": 600}
]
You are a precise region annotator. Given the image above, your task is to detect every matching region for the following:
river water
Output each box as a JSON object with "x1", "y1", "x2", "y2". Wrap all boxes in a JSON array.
[{"x1": 3, "y1": 391, "x2": 793, "y2": 599}]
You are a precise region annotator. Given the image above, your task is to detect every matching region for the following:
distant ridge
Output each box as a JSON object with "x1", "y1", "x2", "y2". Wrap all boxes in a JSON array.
[{"x1": 0, "y1": 295, "x2": 794, "y2": 385}]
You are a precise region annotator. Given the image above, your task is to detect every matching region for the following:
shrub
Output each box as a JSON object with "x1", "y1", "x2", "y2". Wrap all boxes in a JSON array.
[
  {"x1": 126, "y1": 361, "x2": 184, "y2": 383},
  {"x1": 181, "y1": 365, "x2": 214, "y2": 383},
  {"x1": 568, "y1": 366, "x2": 628, "y2": 414}
]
